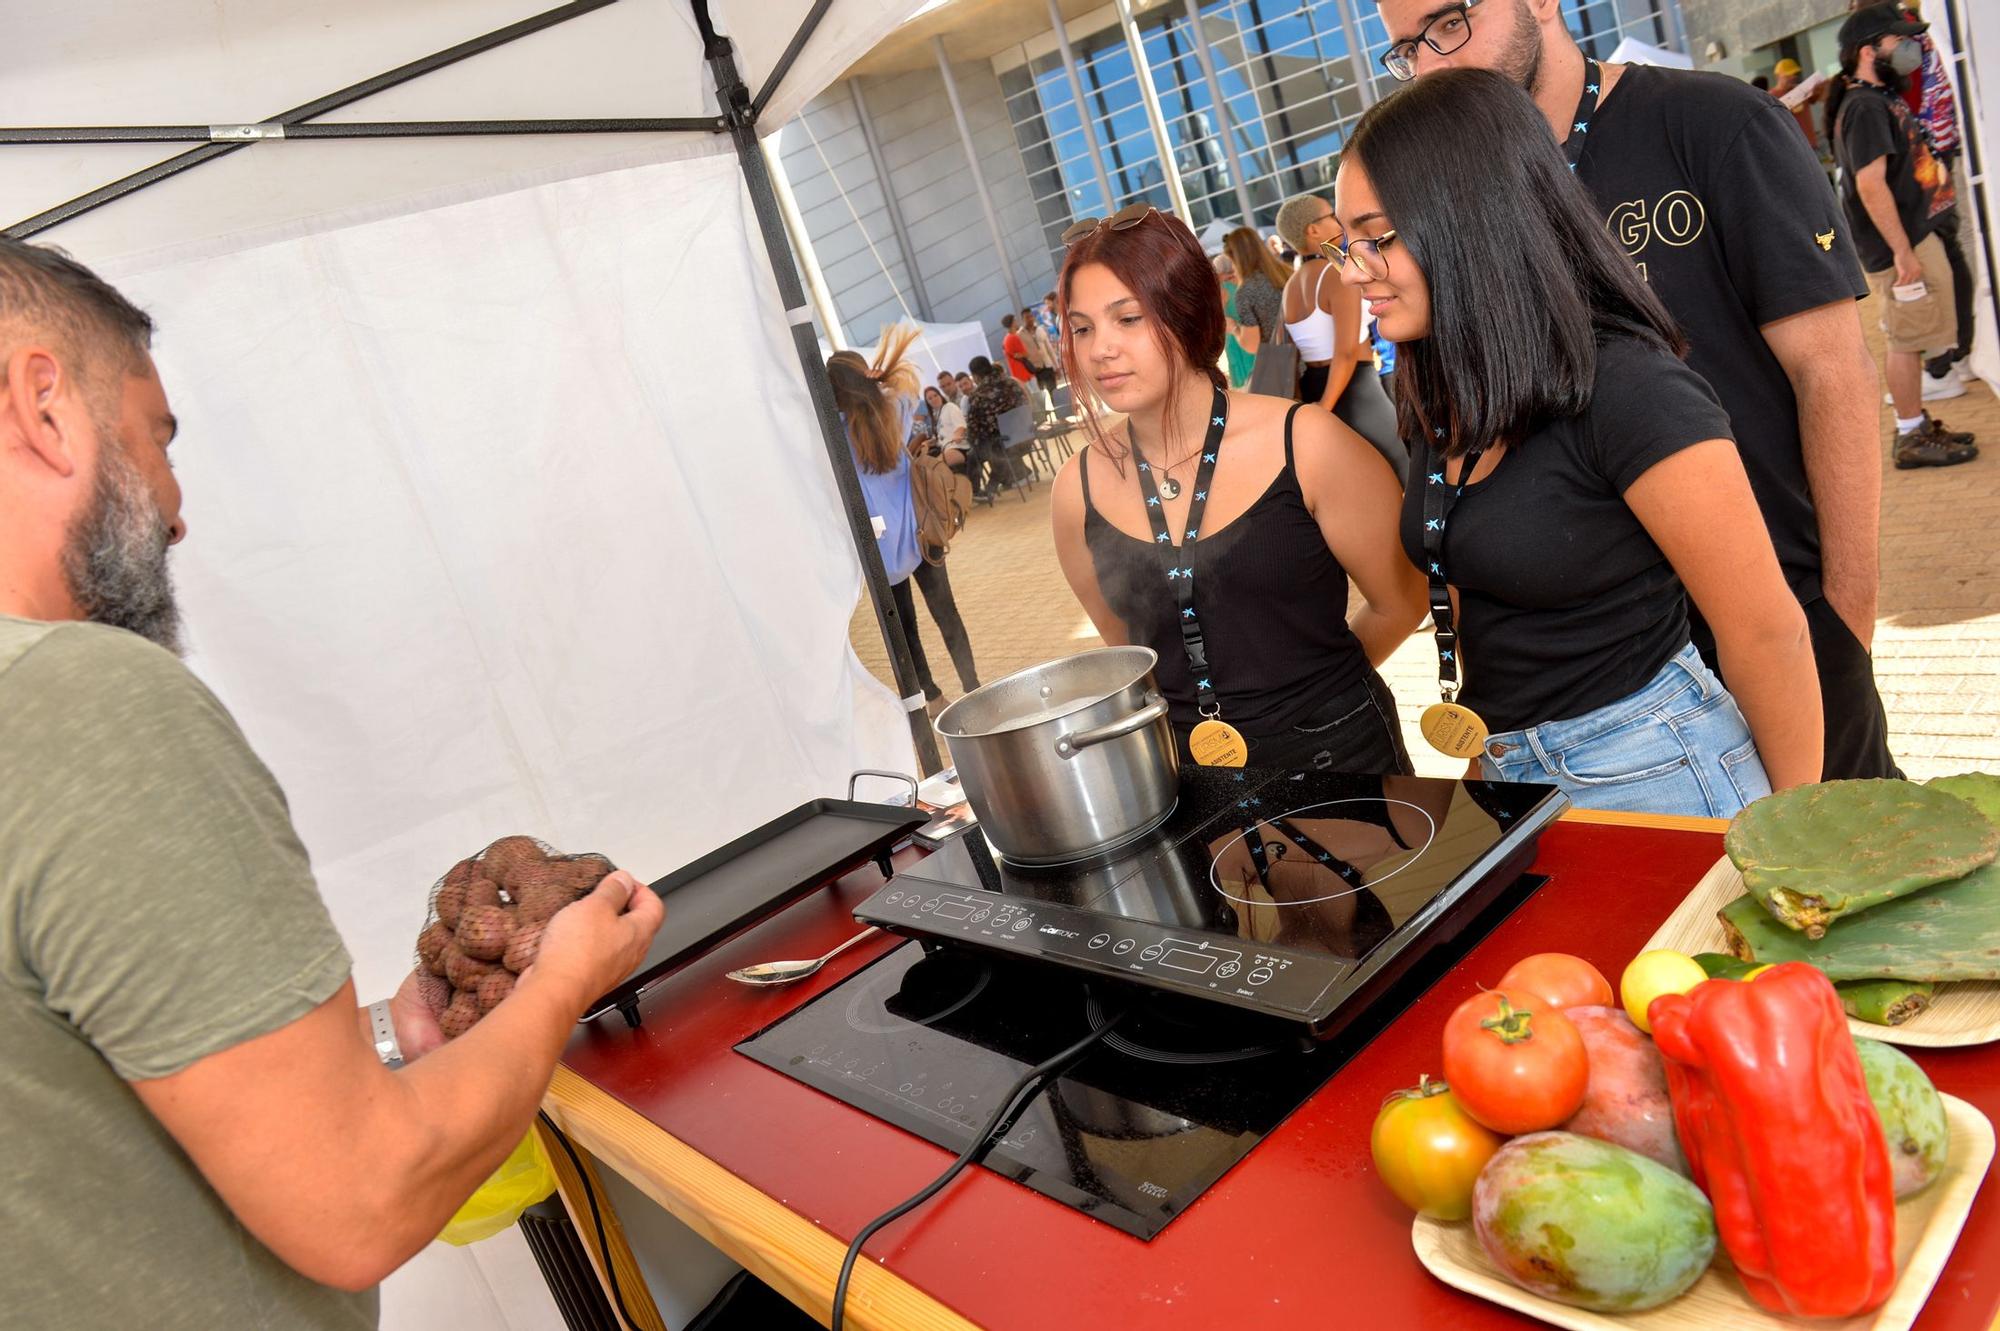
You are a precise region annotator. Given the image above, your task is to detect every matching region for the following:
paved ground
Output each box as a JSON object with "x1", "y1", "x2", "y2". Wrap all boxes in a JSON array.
[{"x1": 852, "y1": 304, "x2": 1998, "y2": 782}]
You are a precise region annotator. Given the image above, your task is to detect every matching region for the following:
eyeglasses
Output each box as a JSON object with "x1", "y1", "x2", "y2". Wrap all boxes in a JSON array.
[
  {"x1": 1320, "y1": 230, "x2": 1402, "y2": 281},
  {"x1": 1380, "y1": 0, "x2": 1483, "y2": 83},
  {"x1": 1061, "y1": 202, "x2": 1159, "y2": 247}
]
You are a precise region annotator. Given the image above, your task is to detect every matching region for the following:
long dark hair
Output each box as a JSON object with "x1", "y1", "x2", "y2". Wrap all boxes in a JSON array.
[
  {"x1": 1058, "y1": 211, "x2": 1227, "y2": 469},
  {"x1": 1346, "y1": 70, "x2": 1685, "y2": 458}
]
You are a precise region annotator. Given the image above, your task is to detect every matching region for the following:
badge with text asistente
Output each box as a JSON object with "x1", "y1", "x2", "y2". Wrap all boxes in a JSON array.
[
  {"x1": 1418, "y1": 439, "x2": 1490, "y2": 760},
  {"x1": 1134, "y1": 385, "x2": 1245, "y2": 767}
]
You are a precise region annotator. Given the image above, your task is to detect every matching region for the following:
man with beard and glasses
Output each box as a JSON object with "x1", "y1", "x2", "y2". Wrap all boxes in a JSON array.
[
  {"x1": 0, "y1": 238, "x2": 663, "y2": 1327},
  {"x1": 1373, "y1": 0, "x2": 1905, "y2": 783}
]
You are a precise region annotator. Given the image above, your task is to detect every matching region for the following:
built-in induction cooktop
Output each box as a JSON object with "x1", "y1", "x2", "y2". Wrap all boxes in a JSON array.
[{"x1": 853, "y1": 768, "x2": 1565, "y2": 1036}]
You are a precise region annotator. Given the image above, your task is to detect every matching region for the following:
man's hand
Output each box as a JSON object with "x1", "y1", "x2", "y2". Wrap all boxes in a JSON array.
[
  {"x1": 387, "y1": 969, "x2": 447, "y2": 1061},
  {"x1": 518, "y1": 869, "x2": 665, "y2": 1009},
  {"x1": 1893, "y1": 246, "x2": 1923, "y2": 287}
]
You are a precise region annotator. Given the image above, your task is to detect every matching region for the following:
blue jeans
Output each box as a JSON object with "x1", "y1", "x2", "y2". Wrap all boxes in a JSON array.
[{"x1": 1477, "y1": 644, "x2": 1772, "y2": 818}]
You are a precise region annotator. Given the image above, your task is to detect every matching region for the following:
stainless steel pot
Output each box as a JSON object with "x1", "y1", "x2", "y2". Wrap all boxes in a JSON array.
[{"x1": 934, "y1": 646, "x2": 1178, "y2": 865}]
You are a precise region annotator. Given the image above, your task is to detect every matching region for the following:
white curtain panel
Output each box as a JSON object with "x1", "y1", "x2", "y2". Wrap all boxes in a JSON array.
[{"x1": 106, "y1": 145, "x2": 912, "y2": 1024}]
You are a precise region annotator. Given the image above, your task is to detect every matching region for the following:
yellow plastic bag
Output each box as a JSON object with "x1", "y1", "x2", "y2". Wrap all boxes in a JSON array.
[{"x1": 438, "y1": 1129, "x2": 559, "y2": 1246}]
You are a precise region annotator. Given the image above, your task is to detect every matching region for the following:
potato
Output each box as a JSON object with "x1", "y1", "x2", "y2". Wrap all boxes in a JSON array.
[
  {"x1": 444, "y1": 945, "x2": 497, "y2": 990},
  {"x1": 438, "y1": 990, "x2": 481, "y2": 1039},
  {"x1": 416, "y1": 921, "x2": 452, "y2": 975},
  {"x1": 464, "y1": 876, "x2": 502, "y2": 912},
  {"x1": 503, "y1": 920, "x2": 546, "y2": 975},
  {"x1": 480, "y1": 835, "x2": 547, "y2": 887},
  {"x1": 415, "y1": 972, "x2": 453, "y2": 1016},
  {"x1": 457, "y1": 903, "x2": 513, "y2": 962},
  {"x1": 475, "y1": 969, "x2": 516, "y2": 1013},
  {"x1": 433, "y1": 878, "x2": 467, "y2": 931}
]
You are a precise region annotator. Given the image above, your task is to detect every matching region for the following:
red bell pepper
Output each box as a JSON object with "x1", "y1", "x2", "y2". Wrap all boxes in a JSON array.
[{"x1": 1648, "y1": 962, "x2": 1895, "y2": 1318}]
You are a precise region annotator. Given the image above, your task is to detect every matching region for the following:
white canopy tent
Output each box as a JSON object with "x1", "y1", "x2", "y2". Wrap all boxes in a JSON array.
[{"x1": 1, "y1": 2, "x2": 929, "y2": 1327}]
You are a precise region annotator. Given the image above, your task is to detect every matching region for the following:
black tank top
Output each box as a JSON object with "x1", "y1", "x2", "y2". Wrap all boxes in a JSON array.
[{"x1": 1083, "y1": 404, "x2": 1374, "y2": 737}]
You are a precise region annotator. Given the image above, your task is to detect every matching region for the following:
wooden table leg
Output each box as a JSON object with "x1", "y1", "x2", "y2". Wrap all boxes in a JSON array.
[{"x1": 537, "y1": 1119, "x2": 670, "y2": 1331}]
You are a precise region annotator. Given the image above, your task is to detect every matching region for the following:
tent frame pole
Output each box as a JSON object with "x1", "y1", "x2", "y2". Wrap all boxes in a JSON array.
[{"x1": 696, "y1": 0, "x2": 945, "y2": 774}]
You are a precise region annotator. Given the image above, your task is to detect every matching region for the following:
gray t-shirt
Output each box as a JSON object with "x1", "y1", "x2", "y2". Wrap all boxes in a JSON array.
[{"x1": 0, "y1": 617, "x2": 374, "y2": 1329}]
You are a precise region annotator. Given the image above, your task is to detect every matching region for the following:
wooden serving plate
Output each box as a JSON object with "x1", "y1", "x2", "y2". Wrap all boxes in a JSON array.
[
  {"x1": 1412, "y1": 1095, "x2": 1994, "y2": 1331},
  {"x1": 1640, "y1": 856, "x2": 2000, "y2": 1047}
]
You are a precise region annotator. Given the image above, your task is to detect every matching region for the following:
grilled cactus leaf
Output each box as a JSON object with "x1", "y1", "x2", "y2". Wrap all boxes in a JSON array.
[
  {"x1": 1719, "y1": 863, "x2": 2000, "y2": 981},
  {"x1": 1838, "y1": 978, "x2": 1937, "y2": 1027},
  {"x1": 1927, "y1": 773, "x2": 2000, "y2": 830},
  {"x1": 1725, "y1": 780, "x2": 2000, "y2": 937}
]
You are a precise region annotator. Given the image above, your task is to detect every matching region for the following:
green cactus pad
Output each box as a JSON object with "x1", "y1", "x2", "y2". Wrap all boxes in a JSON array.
[
  {"x1": 1725, "y1": 780, "x2": 1999, "y2": 936},
  {"x1": 1719, "y1": 862, "x2": 2000, "y2": 981},
  {"x1": 1927, "y1": 773, "x2": 2000, "y2": 829}
]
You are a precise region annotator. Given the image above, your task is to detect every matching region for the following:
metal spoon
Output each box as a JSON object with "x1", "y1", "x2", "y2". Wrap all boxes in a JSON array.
[{"x1": 725, "y1": 926, "x2": 886, "y2": 987}]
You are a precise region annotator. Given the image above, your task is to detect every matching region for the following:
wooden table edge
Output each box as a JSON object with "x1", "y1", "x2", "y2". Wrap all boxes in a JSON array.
[
  {"x1": 542, "y1": 1063, "x2": 981, "y2": 1331},
  {"x1": 539, "y1": 811, "x2": 1719, "y2": 1329}
]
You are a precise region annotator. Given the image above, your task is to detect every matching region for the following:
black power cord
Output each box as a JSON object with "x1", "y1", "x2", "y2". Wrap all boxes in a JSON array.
[
  {"x1": 828, "y1": 1006, "x2": 1127, "y2": 1331},
  {"x1": 537, "y1": 1108, "x2": 647, "y2": 1331}
]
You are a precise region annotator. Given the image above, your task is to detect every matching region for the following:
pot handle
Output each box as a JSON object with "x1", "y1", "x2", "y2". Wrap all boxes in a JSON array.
[{"x1": 1055, "y1": 693, "x2": 1169, "y2": 759}]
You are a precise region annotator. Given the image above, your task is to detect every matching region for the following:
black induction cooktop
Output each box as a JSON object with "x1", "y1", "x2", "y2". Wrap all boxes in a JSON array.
[{"x1": 853, "y1": 768, "x2": 1565, "y2": 1036}]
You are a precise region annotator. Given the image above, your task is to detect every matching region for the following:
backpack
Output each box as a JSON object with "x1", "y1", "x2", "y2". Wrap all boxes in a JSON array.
[{"x1": 910, "y1": 450, "x2": 973, "y2": 564}]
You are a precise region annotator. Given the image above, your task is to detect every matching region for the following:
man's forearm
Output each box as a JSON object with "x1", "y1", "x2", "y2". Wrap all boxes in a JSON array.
[
  {"x1": 1855, "y1": 176, "x2": 1913, "y2": 257},
  {"x1": 1793, "y1": 331, "x2": 1883, "y2": 643}
]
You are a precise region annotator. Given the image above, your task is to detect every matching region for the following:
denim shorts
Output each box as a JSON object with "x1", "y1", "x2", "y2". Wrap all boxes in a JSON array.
[{"x1": 1476, "y1": 643, "x2": 1772, "y2": 818}]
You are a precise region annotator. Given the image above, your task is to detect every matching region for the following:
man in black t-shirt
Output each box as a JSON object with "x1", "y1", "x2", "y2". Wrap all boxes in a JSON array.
[
  {"x1": 1373, "y1": 0, "x2": 1903, "y2": 781},
  {"x1": 1828, "y1": 3, "x2": 1978, "y2": 470}
]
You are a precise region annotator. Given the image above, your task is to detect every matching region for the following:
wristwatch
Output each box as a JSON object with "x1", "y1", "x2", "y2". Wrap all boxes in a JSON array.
[{"x1": 368, "y1": 999, "x2": 405, "y2": 1070}]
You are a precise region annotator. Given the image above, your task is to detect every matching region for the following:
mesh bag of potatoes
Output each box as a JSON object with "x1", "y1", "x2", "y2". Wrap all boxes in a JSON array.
[{"x1": 413, "y1": 835, "x2": 617, "y2": 1039}]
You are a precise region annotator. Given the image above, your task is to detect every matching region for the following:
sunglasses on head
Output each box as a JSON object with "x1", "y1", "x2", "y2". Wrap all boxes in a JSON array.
[{"x1": 1061, "y1": 202, "x2": 1160, "y2": 247}]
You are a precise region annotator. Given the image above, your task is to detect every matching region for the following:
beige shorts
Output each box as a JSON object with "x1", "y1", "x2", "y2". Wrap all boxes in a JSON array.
[{"x1": 1870, "y1": 232, "x2": 1955, "y2": 354}]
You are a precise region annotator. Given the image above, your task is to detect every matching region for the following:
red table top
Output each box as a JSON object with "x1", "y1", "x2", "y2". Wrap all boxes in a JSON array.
[{"x1": 562, "y1": 820, "x2": 2000, "y2": 1329}]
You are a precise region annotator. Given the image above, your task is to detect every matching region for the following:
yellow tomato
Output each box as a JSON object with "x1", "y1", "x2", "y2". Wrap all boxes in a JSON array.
[
  {"x1": 1621, "y1": 949, "x2": 1709, "y2": 1033},
  {"x1": 1370, "y1": 1076, "x2": 1504, "y2": 1221}
]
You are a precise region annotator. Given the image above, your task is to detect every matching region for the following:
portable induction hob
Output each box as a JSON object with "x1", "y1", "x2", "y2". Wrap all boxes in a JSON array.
[{"x1": 853, "y1": 766, "x2": 1566, "y2": 1037}]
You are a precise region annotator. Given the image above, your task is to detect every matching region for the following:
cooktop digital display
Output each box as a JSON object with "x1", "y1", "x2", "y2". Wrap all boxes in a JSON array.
[{"x1": 854, "y1": 768, "x2": 1563, "y2": 1034}]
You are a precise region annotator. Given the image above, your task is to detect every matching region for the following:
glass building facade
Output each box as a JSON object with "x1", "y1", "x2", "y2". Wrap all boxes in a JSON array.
[{"x1": 998, "y1": 0, "x2": 1684, "y2": 267}]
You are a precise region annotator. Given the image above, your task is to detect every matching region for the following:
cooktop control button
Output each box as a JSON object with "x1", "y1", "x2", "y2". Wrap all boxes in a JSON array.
[
  {"x1": 1247, "y1": 966, "x2": 1275, "y2": 985},
  {"x1": 1113, "y1": 939, "x2": 1136, "y2": 956},
  {"x1": 1011, "y1": 917, "x2": 1033, "y2": 932},
  {"x1": 1216, "y1": 961, "x2": 1240, "y2": 978},
  {"x1": 884, "y1": 891, "x2": 904, "y2": 904},
  {"x1": 1088, "y1": 934, "x2": 1111, "y2": 950},
  {"x1": 921, "y1": 898, "x2": 940, "y2": 912},
  {"x1": 1139, "y1": 944, "x2": 1163, "y2": 961}
]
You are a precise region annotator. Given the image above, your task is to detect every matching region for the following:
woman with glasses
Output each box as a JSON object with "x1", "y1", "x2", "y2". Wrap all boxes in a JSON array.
[
  {"x1": 1273, "y1": 194, "x2": 1406, "y2": 482},
  {"x1": 1047, "y1": 204, "x2": 1427, "y2": 774},
  {"x1": 1333, "y1": 71, "x2": 1821, "y2": 814}
]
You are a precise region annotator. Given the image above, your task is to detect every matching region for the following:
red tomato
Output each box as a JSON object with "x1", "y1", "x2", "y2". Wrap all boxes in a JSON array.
[
  {"x1": 1498, "y1": 952, "x2": 1615, "y2": 1011},
  {"x1": 1370, "y1": 1076, "x2": 1503, "y2": 1221},
  {"x1": 1440, "y1": 988, "x2": 1589, "y2": 1134}
]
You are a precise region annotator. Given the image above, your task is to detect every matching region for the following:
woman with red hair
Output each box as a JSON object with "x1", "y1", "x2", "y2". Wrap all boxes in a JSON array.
[{"x1": 1049, "y1": 206, "x2": 1427, "y2": 773}]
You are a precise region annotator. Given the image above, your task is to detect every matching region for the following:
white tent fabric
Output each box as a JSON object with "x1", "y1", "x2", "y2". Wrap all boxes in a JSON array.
[
  {"x1": 903, "y1": 319, "x2": 993, "y2": 384},
  {"x1": 5, "y1": 2, "x2": 923, "y2": 1328},
  {"x1": 1608, "y1": 37, "x2": 1695, "y2": 70}
]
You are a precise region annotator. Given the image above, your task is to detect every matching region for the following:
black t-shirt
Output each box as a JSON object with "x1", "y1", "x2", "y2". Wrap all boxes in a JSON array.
[
  {"x1": 1576, "y1": 65, "x2": 1867, "y2": 599},
  {"x1": 1833, "y1": 85, "x2": 1957, "y2": 272},
  {"x1": 1399, "y1": 336, "x2": 1734, "y2": 734}
]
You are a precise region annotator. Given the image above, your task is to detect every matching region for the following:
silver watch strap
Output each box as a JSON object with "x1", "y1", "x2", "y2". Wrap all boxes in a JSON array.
[{"x1": 368, "y1": 999, "x2": 405, "y2": 1069}]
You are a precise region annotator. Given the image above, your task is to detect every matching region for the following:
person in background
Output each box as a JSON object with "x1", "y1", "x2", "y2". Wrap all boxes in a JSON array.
[
  {"x1": 925, "y1": 383, "x2": 968, "y2": 467},
  {"x1": 1751, "y1": 74, "x2": 1770, "y2": 91},
  {"x1": 963, "y1": 354, "x2": 1027, "y2": 498},
  {"x1": 937, "y1": 369, "x2": 962, "y2": 406},
  {"x1": 1828, "y1": 4, "x2": 1977, "y2": 467},
  {"x1": 1050, "y1": 206, "x2": 1425, "y2": 773},
  {"x1": 1037, "y1": 291, "x2": 1061, "y2": 345},
  {"x1": 1771, "y1": 58, "x2": 1821, "y2": 148},
  {"x1": 999, "y1": 314, "x2": 1034, "y2": 385},
  {"x1": 1222, "y1": 226, "x2": 1288, "y2": 362},
  {"x1": 956, "y1": 370, "x2": 977, "y2": 403},
  {"x1": 1274, "y1": 193, "x2": 1406, "y2": 480},
  {"x1": 0, "y1": 237, "x2": 665, "y2": 1329},
  {"x1": 1375, "y1": 0, "x2": 1901, "y2": 782},
  {"x1": 1017, "y1": 307, "x2": 1060, "y2": 405},
  {"x1": 1337, "y1": 72, "x2": 1821, "y2": 813},
  {"x1": 829, "y1": 332, "x2": 979, "y2": 714},
  {"x1": 1214, "y1": 254, "x2": 1253, "y2": 389}
]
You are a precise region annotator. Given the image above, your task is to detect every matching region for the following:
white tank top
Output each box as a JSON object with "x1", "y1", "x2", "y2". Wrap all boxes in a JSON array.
[{"x1": 1283, "y1": 261, "x2": 1337, "y2": 362}]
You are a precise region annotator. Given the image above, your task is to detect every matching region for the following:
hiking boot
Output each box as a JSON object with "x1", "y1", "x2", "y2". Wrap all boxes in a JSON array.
[{"x1": 1894, "y1": 415, "x2": 1979, "y2": 469}]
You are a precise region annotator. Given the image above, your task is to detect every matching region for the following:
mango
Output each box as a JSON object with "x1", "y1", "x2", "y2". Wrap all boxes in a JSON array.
[
  {"x1": 1473, "y1": 1132, "x2": 1716, "y2": 1312},
  {"x1": 1854, "y1": 1036, "x2": 1949, "y2": 1198}
]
